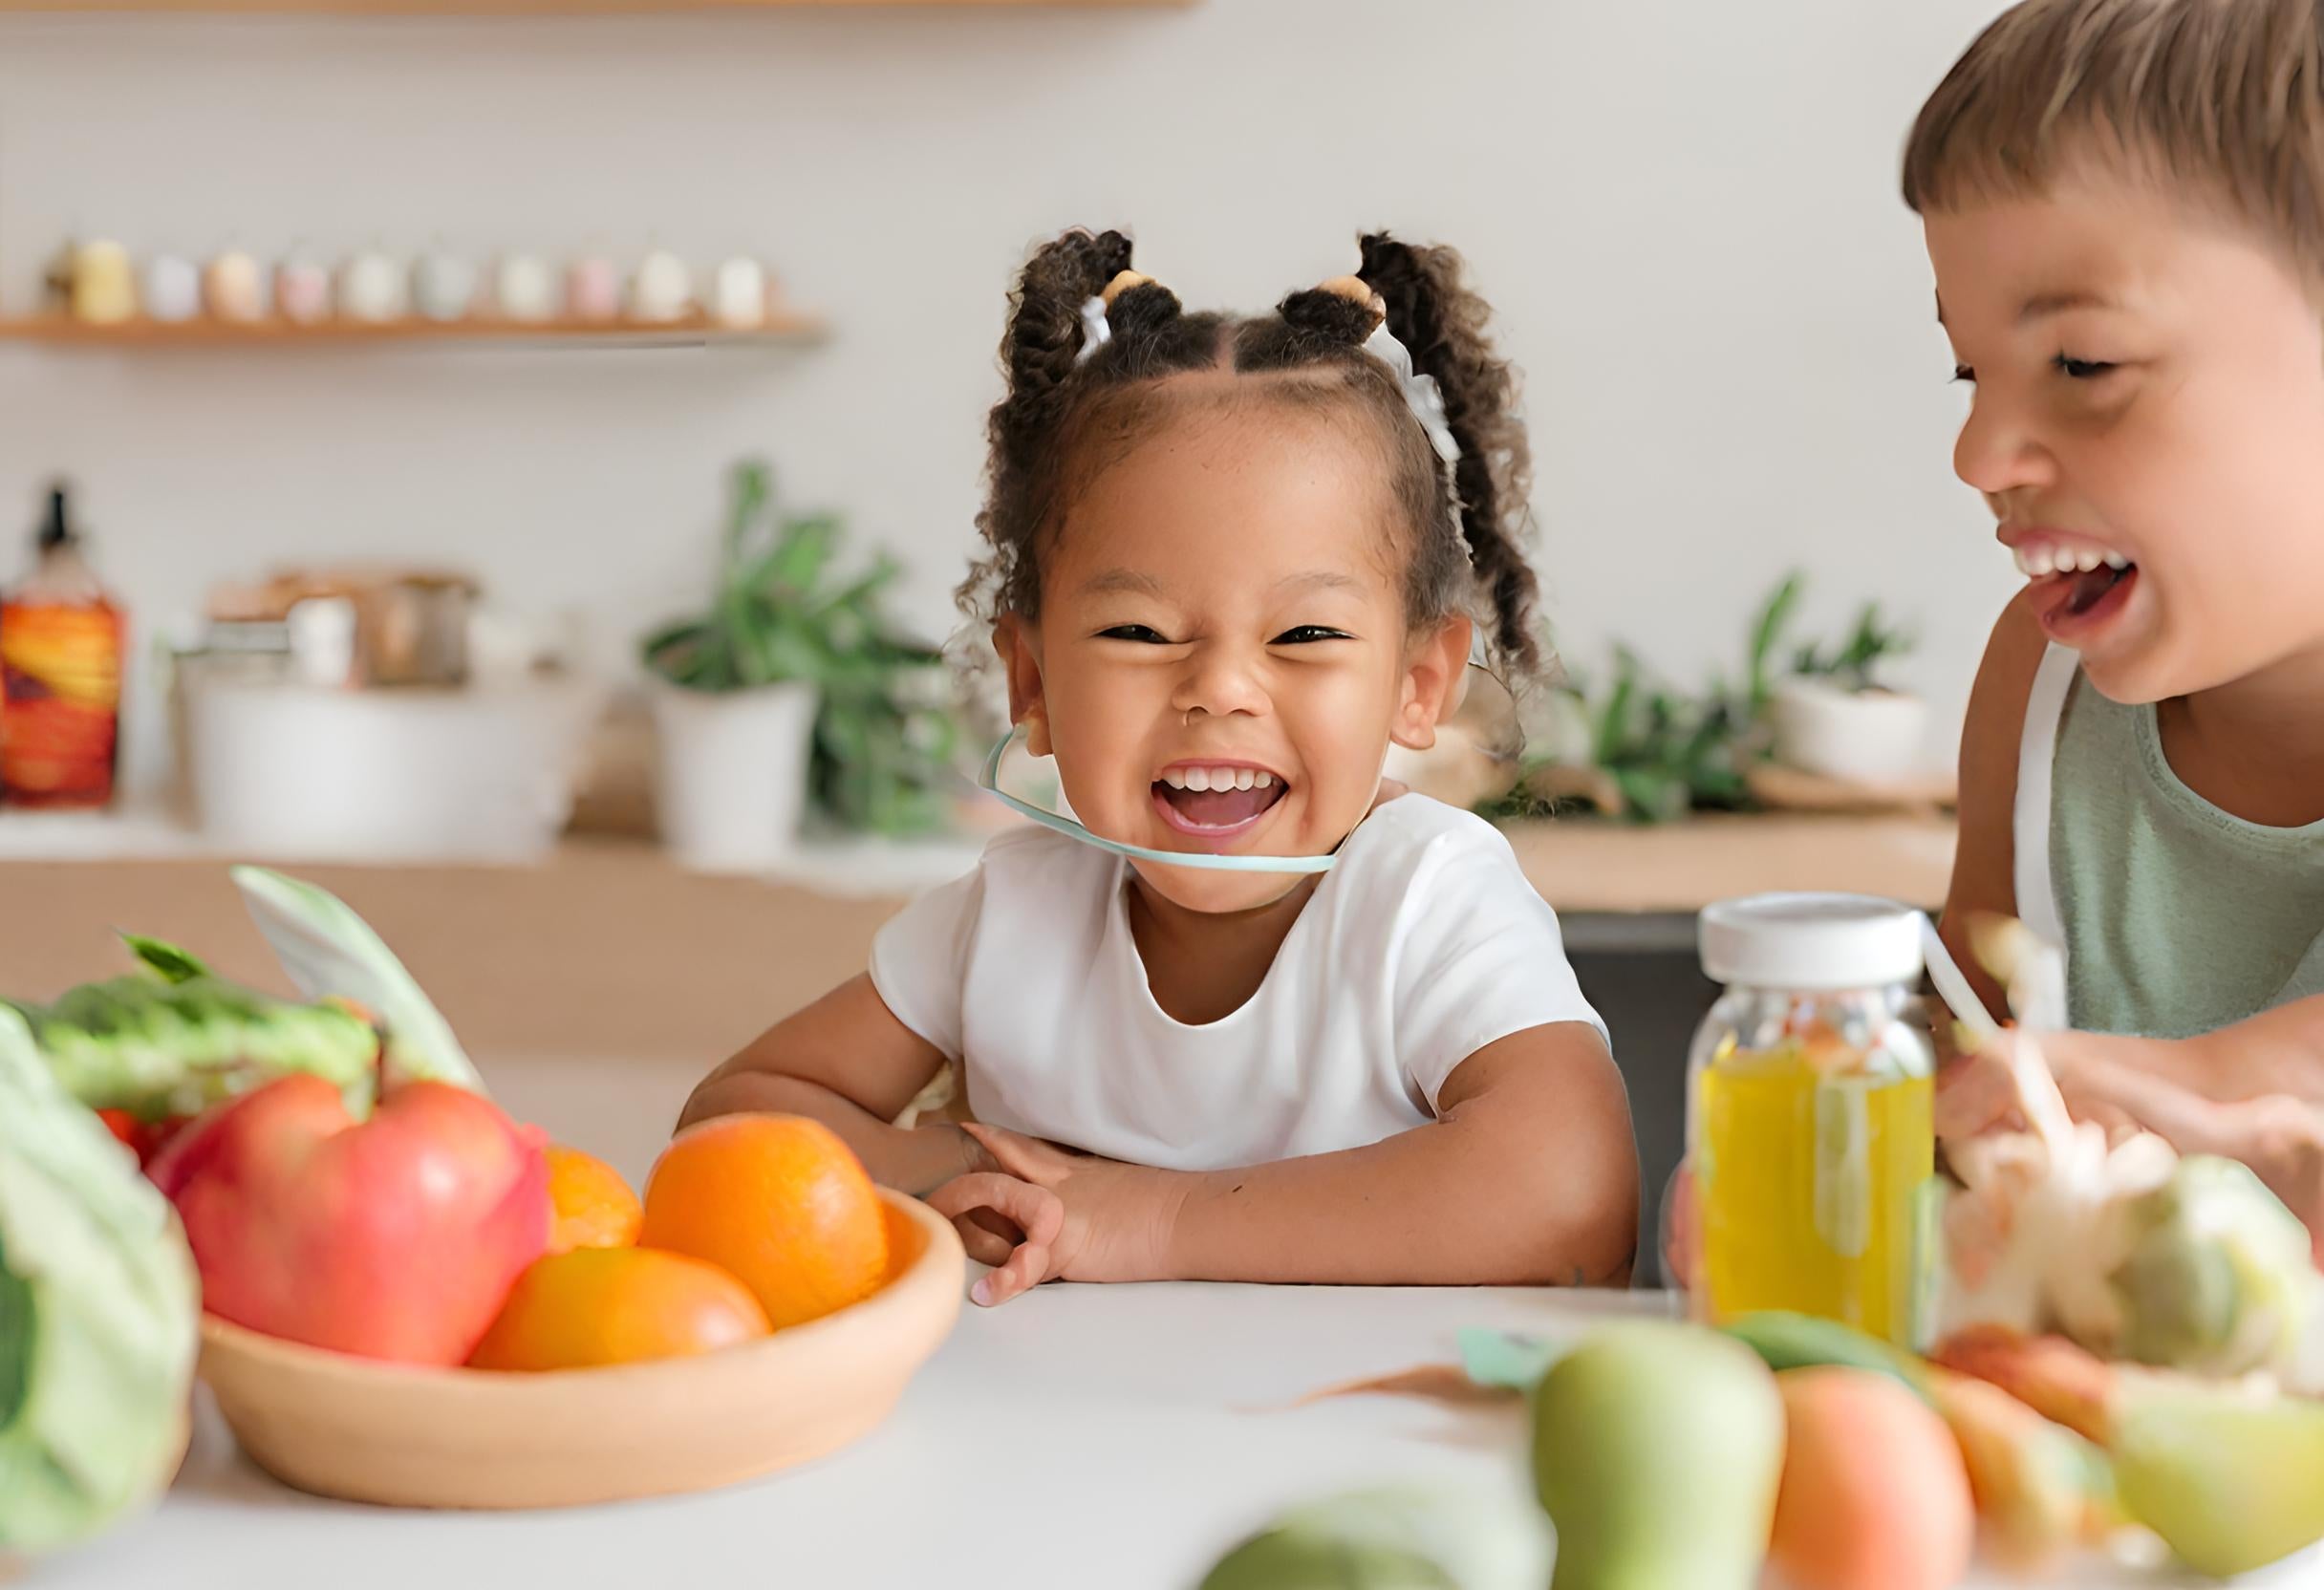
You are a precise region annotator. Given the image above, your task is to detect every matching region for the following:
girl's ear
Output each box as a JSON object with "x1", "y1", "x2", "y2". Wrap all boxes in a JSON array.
[
  {"x1": 993, "y1": 614, "x2": 1054, "y2": 758},
  {"x1": 1389, "y1": 615, "x2": 1474, "y2": 752}
]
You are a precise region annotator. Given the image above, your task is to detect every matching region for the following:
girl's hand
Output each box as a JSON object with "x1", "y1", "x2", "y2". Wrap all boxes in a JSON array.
[{"x1": 926, "y1": 1123, "x2": 1183, "y2": 1306}]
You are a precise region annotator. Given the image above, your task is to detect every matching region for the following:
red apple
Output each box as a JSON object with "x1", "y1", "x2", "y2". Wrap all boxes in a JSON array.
[{"x1": 148, "y1": 1073, "x2": 549, "y2": 1365}]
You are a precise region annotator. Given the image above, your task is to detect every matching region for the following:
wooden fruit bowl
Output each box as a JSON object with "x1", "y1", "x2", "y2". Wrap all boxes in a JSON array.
[{"x1": 196, "y1": 1190, "x2": 964, "y2": 1510}]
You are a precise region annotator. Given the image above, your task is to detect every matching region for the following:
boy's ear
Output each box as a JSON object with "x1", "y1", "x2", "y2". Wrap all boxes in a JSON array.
[
  {"x1": 1389, "y1": 615, "x2": 1474, "y2": 752},
  {"x1": 993, "y1": 614, "x2": 1053, "y2": 758}
]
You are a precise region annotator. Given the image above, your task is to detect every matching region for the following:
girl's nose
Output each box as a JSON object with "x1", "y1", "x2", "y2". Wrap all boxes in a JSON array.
[{"x1": 1170, "y1": 645, "x2": 1270, "y2": 720}]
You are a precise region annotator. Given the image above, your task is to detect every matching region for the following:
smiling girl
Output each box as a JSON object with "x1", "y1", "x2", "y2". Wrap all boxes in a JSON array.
[{"x1": 681, "y1": 230, "x2": 1638, "y2": 1304}]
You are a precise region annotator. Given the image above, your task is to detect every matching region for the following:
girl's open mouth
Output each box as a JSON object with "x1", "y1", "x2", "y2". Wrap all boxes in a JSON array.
[{"x1": 1151, "y1": 763, "x2": 1288, "y2": 840}]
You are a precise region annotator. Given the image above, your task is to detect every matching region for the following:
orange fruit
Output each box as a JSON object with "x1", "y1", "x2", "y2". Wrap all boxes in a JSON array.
[
  {"x1": 638, "y1": 1114, "x2": 888, "y2": 1330},
  {"x1": 467, "y1": 1246, "x2": 770, "y2": 1371},
  {"x1": 544, "y1": 1144, "x2": 643, "y2": 1254}
]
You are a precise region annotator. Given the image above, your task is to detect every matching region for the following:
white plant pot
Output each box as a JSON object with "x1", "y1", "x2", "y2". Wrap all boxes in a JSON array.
[
  {"x1": 1770, "y1": 677, "x2": 1931, "y2": 785},
  {"x1": 651, "y1": 681, "x2": 820, "y2": 873}
]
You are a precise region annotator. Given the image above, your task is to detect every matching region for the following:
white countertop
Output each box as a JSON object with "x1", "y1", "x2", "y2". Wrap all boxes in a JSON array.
[{"x1": 31, "y1": 1056, "x2": 2324, "y2": 1590}]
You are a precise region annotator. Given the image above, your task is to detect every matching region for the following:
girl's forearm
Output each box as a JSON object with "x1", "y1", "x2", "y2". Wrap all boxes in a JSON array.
[
  {"x1": 1152, "y1": 1113, "x2": 1636, "y2": 1289},
  {"x1": 678, "y1": 1070, "x2": 979, "y2": 1196}
]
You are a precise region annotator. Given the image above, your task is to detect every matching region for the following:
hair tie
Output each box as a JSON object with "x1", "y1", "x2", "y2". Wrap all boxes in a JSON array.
[
  {"x1": 1362, "y1": 321, "x2": 1462, "y2": 467},
  {"x1": 1073, "y1": 270, "x2": 1157, "y2": 367},
  {"x1": 1075, "y1": 296, "x2": 1111, "y2": 365}
]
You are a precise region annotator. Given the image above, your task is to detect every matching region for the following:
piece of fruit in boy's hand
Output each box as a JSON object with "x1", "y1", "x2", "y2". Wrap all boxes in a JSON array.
[
  {"x1": 640, "y1": 1114, "x2": 887, "y2": 1330},
  {"x1": 544, "y1": 1144, "x2": 643, "y2": 1253},
  {"x1": 147, "y1": 1073, "x2": 549, "y2": 1365},
  {"x1": 467, "y1": 1246, "x2": 771, "y2": 1371}
]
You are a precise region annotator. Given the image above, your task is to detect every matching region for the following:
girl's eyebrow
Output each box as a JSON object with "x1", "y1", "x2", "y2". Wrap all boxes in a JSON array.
[
  {"x1": 1273, "y1": 570, "x2": 1363, "y2": 594},
  {"x1": 1079, "y1": 569, "x2": 1167, "y2": 597}
]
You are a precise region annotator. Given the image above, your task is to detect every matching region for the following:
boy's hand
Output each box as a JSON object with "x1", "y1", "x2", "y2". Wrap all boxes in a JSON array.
[{"x1": 926, "y1": 1123, "x2": 1185, "y2": 1306}]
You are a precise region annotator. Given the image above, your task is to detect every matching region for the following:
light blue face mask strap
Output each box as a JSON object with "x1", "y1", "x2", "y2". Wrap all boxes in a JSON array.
[{"x1": 977, "y1": 732, "x2": 1337, "y2": 874}]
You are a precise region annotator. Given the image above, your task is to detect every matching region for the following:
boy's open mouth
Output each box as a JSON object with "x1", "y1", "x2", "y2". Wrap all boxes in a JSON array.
[
  {"x1": 2012, "y1": 538, "x2": 2139, "y2": 636},
  {"x1": 2056, "y1": 561, "x2": 2135, "y2": 617},
  {"x1": 2030, "y1": 561, "x2": 2139, "y2": 637},
  {"x1": 1151, "y1": 763, "x2": 1288, "y2": 837}
]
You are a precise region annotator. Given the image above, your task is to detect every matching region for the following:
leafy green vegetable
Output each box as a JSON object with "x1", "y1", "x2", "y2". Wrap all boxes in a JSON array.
[
  {"x1": 230, "y1": 866, "x2": 481, "y2": 1094},
  {"x1": 0, "y1": 1006, "x2": 199, "y2": 1556},
  {"x1": 119, "y1": 936, "x2": 207, "y2": 986},
  {"x1": 6, "y1": 965, "x2": 377, "y2": 1122}
]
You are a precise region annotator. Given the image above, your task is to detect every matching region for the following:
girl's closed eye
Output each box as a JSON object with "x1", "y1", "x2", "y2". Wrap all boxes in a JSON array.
[
  {"x1": 1271, "y1": 625, "x2": 1353, "y2": 645},
  {"x1": 1098, "y1": 624, "x2": 1174, "y2": 644}
]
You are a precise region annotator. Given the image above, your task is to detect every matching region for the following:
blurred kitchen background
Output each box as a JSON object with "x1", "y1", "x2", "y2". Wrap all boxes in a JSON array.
[{"x1": 0, "y1": 0, "x2": 2020, "y2": 1278}]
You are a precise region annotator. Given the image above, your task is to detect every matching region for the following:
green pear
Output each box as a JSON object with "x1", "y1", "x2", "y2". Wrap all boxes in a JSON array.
[{"x1": 1531, "y1": 1320, "x2": 1786, "y2": 1590}]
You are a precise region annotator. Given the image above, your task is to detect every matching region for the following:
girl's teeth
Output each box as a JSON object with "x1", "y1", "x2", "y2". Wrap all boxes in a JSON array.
[
  {"x1": 1160, "y1": 765, "x2": 1279, "y2": 792},
  {"x1": 2104, "y1": 551, "x2": 2129, "y2": 570}
]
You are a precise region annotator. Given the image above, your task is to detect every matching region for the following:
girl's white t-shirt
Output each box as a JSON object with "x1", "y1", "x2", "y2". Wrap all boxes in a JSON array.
[{"x1": 869, "y1": 793, "x2": 1607, "y2": 1172}]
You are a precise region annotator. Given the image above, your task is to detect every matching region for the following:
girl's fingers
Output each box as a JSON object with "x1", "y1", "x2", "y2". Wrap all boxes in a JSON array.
[
  {"x1": 1020, "y1": 1183, "x2": 1065, "y2": 1248},
  {"x1": 961, "y1": 1121, "x2": 1036, "y2": 1178},
  {"x1": 974, "y1": 1237, "x2": 1051, "y2": 1307},
  {"x1": 953, "y1": 1215, "x2": 1015, "y2": 1269},
  {"x1": 967, "y1": 1207, "x2": 1023, "y2": 1244},
  {"x1": 929, "y1": 1171, "x2": 1056, "y2": 1243}
]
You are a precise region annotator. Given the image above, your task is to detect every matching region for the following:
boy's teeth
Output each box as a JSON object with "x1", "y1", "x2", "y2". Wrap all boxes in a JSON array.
[
  {"x1": 2012, "y1": 543, "x2": 2130, "y2": 578},
  {"x1": 1254, "y1": 771, "x2": 1274, "y2": 787}
]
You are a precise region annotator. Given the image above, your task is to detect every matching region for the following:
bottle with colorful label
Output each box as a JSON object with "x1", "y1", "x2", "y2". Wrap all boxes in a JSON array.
[{"x1": 1, "y1": 484, "x2": 124, "y2": 808}]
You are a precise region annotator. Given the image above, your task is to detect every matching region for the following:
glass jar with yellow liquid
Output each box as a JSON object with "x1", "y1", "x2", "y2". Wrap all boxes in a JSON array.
[{"x1": 1683, "y1": 894, "x2": 1939, "y2": 1349}]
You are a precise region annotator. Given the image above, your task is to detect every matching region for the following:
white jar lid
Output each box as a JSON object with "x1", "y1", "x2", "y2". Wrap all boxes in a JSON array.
[{"x1": 1698, "y1": 892, "x2": 1926, "y2": 991}]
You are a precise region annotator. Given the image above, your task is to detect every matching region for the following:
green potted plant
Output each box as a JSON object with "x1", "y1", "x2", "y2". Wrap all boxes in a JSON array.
[
  {"x1": 1769, "y1": 595, "x2": 1926, "y2": 785},
  {"x1": 1480, "y1": 578, "x2": 1799, "y2": 825},
  {"x1": 640, "y1": 460, "x2": 931, "y2": 871}
]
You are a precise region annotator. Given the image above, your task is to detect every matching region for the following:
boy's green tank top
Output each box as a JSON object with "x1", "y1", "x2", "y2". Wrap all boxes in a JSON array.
[{"x1": 2036, "y1": 662, "x2": 2324, "y2": 1038}]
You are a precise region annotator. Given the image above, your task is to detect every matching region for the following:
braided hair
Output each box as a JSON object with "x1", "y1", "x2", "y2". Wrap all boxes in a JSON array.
[{"x1": 962, "y1": 228, "x2": 1543, "y2": 677}]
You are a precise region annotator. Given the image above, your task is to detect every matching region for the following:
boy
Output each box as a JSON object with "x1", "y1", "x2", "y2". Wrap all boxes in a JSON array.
[{"x1": 1909, "y1": 0, "x2": 2324, "y2": 1250}]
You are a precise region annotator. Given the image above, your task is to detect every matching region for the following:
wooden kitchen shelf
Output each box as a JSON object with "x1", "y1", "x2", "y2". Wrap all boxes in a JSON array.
[{"x1": 0, "y1": 313, "x2": 828, "y2": 352}]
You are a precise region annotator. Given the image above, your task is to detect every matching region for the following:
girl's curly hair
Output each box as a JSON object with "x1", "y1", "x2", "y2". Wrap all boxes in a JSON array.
[{"x1": 961, "y1": 228, "x2": 1543, "y2": 677}]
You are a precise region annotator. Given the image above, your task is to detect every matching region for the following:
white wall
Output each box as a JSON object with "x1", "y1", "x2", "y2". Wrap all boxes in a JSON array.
[{"x1": 0, "y1": 0, "x2": 2020, "y2": 796}]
